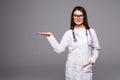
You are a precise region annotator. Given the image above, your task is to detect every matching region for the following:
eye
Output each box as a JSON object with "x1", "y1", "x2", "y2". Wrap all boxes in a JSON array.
[
  {"x1": 74, "y1": 15, "x2": 78, "y2": 17},
  {"x1": 73, "y1": 14, "x2": 84, "y2": 18}
]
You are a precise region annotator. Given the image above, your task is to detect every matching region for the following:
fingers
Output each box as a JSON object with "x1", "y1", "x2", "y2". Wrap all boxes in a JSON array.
[
  {"x1": 36, "y1": 32, "x2": 46, "y2": 35},
  {"x1": 83, "y1": 63, "x2": 89, "y2": 68},
  {"x1": 83, "y1": 61, "x2": 94, "y2": 68},
  {"x1": 36, "y1": 32, "x2": 42, "y2": 35},
  {"x1": 36, "y1": 32, "x2": 51, "y2": 36},
  {"x1": 83, "y1": 62, "x2": 91, "y2": 68}
]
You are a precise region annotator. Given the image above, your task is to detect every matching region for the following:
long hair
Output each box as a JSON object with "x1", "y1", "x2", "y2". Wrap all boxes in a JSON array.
[{"x1": 70, "y1": 6, "x2": 90, "y2": 30}]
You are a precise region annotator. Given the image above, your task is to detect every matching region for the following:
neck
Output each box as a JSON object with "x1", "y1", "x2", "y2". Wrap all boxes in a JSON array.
[{"x1": 75, "y1": 24, "x2": 85, "y2": 29}]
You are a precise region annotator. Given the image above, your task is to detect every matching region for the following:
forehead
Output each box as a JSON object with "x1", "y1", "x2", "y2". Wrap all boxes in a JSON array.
[{"x1": 74, "y1": 10, "x2": 83, "y2": 15}]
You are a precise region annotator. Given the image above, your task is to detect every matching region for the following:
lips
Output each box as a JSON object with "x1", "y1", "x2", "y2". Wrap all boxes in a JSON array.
[{"x1": 76, "y1": 19, "x2": 81, "y2": 22}]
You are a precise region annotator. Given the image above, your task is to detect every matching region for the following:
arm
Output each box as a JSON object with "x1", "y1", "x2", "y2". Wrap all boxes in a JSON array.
[
  {"x1": 46, "y1": 31, "x2": 69, "y2": 54},
  {"x1": 89, "y1": 29, "x2": 100, "y2": 64},
  {"x1": 84, "y1": 29, "x2": 100, "y2": 67},
  {"x1": 37, "y1": 31, "x2": 69, "y2": 54}
]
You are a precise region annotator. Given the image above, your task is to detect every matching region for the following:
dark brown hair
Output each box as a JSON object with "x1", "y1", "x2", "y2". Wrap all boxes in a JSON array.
[{"x1": 70, "y1": 6, "x2": 90, "y2": 30}]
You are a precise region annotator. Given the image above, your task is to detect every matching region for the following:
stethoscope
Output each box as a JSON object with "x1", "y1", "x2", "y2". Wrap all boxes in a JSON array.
[{"x1": 72, "y1": 29, "x2": 94, "y2": 49}]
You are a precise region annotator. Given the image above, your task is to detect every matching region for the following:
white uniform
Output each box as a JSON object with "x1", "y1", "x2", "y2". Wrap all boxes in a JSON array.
[{"x1": 46, "y1": 28, "x2": 100, "y2": 80}]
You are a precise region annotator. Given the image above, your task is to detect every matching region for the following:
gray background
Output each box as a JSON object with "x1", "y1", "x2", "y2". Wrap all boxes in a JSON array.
[{"x1": 1, "y1": 0, "x2": 120, "y2": 80}]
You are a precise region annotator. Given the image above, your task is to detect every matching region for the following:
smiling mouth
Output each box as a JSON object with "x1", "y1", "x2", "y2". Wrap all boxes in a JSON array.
[{"x1": 76, "y1": 20, "x2": 81, "y2": 22}]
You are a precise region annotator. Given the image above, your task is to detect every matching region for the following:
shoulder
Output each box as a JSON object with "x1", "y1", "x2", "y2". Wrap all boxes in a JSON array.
[
  {"x1": 89, "y1": 28, "x2": 95, "y2": 31},
  {"x1": 89, "y1": 28, "x2": 96, "y2": 34},
  {"x1": 64, "y1": 29, "x2": 72, "y2": 34},
  {"x1": 89, "y1": 28, "x2": 98, "y2": 37},
  {"x1": 62, "y1": 29, "x2": 72, "y2": 38}
]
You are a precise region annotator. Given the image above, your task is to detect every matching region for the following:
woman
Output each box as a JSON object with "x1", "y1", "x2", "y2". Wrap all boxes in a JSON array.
[{"x1": 37, "y1": 6, "x2": 100, "y2": 80}]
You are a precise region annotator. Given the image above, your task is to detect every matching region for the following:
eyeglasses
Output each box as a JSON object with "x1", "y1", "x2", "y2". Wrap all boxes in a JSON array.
[{"x1": 73, "y1": 14, "x2": 84, "y2": 19}]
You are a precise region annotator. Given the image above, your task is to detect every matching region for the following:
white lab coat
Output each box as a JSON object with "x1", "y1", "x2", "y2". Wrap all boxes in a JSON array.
[{"x1": 46, "y1": 28, "x2": 100, "y2": 80}]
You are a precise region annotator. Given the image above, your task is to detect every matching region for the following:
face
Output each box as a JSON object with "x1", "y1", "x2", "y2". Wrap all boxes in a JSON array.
[{"x1": 73, "y1": 10, "x2": 84, "y2": 26}]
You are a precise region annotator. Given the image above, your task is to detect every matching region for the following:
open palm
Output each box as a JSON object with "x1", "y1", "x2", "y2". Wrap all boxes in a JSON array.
[{"x1": 36, "y1": 32, "x2": 52, "y2": 36}]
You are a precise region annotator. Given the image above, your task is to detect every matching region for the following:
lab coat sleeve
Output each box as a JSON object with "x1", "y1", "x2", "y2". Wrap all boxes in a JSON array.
[
  {"x1": 46, "y1": 31, "x2": 69, "y2": 54},
  {"x1": 89, "y1": 29, "x2": 100, "y2": 63}
]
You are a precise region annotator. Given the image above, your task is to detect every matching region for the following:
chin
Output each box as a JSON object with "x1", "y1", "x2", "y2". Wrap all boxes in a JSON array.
[{"x1": 76, "y1": 23, "x2": 83, "y2": 26}]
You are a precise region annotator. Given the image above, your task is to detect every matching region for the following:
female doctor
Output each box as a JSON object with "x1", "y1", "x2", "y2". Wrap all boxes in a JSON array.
[{"x1": 37, "y1": 6, "x2": 100, "y2": 80}]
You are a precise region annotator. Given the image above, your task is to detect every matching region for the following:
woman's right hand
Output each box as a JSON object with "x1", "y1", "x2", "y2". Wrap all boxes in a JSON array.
[{"x1": 36, "y1": 32, "x2": 52, "y2": 36}]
